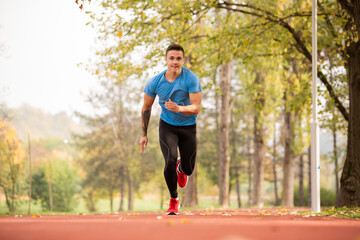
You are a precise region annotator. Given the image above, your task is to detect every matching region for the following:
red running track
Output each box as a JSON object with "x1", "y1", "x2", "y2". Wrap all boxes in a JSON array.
[{"x1": 1, "y1": 209, "x2": 360, "y2": 240}]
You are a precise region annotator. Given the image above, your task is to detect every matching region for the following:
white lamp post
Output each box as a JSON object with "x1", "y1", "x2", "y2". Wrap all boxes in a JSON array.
[{"x1": 311, "y1": 0, "x2": 321, "y2": 213}]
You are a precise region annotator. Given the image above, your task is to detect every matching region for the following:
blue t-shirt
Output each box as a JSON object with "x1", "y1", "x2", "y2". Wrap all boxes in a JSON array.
[{"x1": 144, "y1": 67, "x2": 202, "y2": 126}]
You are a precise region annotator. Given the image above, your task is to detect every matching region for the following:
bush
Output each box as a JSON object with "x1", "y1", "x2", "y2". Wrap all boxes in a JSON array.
[
  {"x1": 31, "y1": 159, "x2": 80, "y2": 212},
  {"x1": 320, "y1": 187, "x2": 336, "y2": 206},
  {"x1": 294, "y1": 185, "x2": 336, "y2": 207}
]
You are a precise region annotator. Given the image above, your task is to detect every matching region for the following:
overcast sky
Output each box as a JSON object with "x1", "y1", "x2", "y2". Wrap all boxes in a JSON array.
[{"x1": 0, "y1": 0, "x2": 99, "y2": 116}]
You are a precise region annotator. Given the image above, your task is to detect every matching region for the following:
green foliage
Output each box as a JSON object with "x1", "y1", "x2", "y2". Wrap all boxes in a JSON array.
[
  {"x1": 0, "y1": 118, "x2": 25, "y2": 212},
  {"x1": 77, "y1": 0, "x2": 352, "y2": 209},
  {"x1": 299, "y1": 207, "x2": 360, "y2": 220},
  {"x1": 319, "y1": 187, "x2": 336, "y2": 207},
  {"x1": 294, "y1": 186, "x2": 336, "y2": 207},
  {"x1": 315, "y1": 207, "x2": 360, "y2": 219},
  {"x1": 31, "y1": 159, "x2": 80, "y2": 212},
  {"x1": 73, "y1": 73, "x2": 164, "y2": 211}
]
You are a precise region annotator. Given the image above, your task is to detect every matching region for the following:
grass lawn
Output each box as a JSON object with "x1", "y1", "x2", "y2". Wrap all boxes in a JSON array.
[
  {"x1": 299, "y1": 207, "x2": 360, "y2": 219},
  {"x1": 3, "y1": 196, "x2": 358, "y2": 219},
  {"x1": 0, "y1": 196, "x2": 243, "y2": 215}
]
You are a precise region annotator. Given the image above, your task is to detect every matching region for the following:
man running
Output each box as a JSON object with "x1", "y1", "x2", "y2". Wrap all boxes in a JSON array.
[{"x1": 139, "y1": 43, "x2": 202, "y2": 215}]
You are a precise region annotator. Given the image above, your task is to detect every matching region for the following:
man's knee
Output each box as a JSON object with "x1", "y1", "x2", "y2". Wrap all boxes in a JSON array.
[
  {"x1": 181, "y1": 164, "x2": 194, "y2": 176},
  {"x1": 183, "y1": 169, "x2": 193, "y2": 176}
]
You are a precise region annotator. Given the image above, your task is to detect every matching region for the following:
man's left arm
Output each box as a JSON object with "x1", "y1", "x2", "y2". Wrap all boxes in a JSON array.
[{"x1": 165, "y1": 91, "x2": 202, "y2": 115}]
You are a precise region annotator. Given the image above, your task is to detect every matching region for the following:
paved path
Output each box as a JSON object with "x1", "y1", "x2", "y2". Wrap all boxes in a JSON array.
[{"x1": 1, "y1": 209, "x2": 360, "y2": 240}]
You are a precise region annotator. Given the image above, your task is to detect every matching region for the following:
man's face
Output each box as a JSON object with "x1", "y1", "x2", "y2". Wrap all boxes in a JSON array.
[{"x1": 165, "y1": 50, "x2": 185, "y2": 73}]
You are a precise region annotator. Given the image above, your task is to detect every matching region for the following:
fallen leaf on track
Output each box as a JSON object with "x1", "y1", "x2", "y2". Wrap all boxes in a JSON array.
[
  {"x1": 128, "y1": 213, "x2": 139, "y2": 216},
  {"x1": 166, "y1": 220, "x2": 175, "y2": 226},
  {"x1": 184, "y1": 211, "x2": 194, "y2": 215},
  {"x1": 180, "y1": 218, "x2": 189, "y2": 223},
  {"x1": 200, "y1": 212, "x2": 211, "y2": 216},
  {"x1": 32, "y1": 214, "x2": 41, "y2": 218}
]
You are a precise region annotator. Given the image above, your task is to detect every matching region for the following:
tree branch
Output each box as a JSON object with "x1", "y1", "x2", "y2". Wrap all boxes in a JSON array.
[
  {"x1": 216, "y1": 4, "x2": 264, "y2": 18},
  {"x1": 223, "y1": 1, "x2": 278, "y2": 19},
  {"x1": 337, "y1": 0, "x2": 354, "y2": 17},
  {"x1": 180, "y1": 8, "x2": 210, "y2": 36},
  {"x1": 216, "y1": 1, "x2": 350, "y2": 121},
  {"x1": 318, "y1": 70, "x2": 349, "y2": 121}
]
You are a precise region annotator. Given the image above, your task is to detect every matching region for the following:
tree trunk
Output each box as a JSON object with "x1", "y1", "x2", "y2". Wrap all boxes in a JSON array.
[
  {"x1": 230, "y1": 117, "x2": 241, "y2": 208},
  {"x1": 3, "y1": 187, "x2": 11, "y2": 212},
  {"x1": 182, "y1": 166, "x2": 198, "y2": 207},
  {"x1": 234, "y1": 167, "x2": 241, "y2": 208},
  {"x1": 299, "y1": 154, "x2": 304, "y2": 207},
  {"x1": 333, "y1": 123, "x2": 339, "y2": 206},
  {"x1": 253, "y1": 114, "x2": 265, "y2": 208},
  {"x1": 253, "y1": 115, "x2": 265, "y2": 208},
  {"x1": 160, "y1": 185, "x2": 164, "y2": 209},
  {"x1": 308, "y1": 146, "x2": 311, "y2": 207},
  {"x1": 8, "y1": 144, "x2": 16, "y2": 213},
  {"x1": 48, "y1": 179, "x2": 53, "y2": 212},
  {"x1": 11, "y1": 179, "x2": 15, "y2": 213},
  {"x1": 215, "y1": 67, "x2": 221, "y2": 206},
  {"x1": 337, "y1": 36, "x2": 360, "y2": 207},
  {"x1": 272, "y1": 124, "x2": 280, "y2": 206},
  {"x1": 86, "y1": 191, "x2": 96, "y2": 212},
  {"x1": 27, "y1": 134, "x2": 32, "y2": 215},
  {"x1": 281, "y1": 94, "x2": 295, "y2": 207},
  {"x1": 253, "y1": 72, "x2": 266, "y2": 208},
  {"x1": 119, "y1": 167, "x2": 125, "y2": 211},
  {"x1": 247, "y1": 130, "x2": 252, "y2": 207},
  {"x1": 128, "y1": 170, "x2": 133, "y2": 210},
  {"x1": 218, "y1": 62, "x2": 232, "y2": 208},
  {"x1": 109, "y1": 188, "x2": 113, "y2": 212}
]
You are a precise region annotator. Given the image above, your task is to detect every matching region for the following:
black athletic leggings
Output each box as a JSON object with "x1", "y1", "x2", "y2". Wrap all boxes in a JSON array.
[{"x1": 159, "y1": 119, "x2": 197, "y2": 199}]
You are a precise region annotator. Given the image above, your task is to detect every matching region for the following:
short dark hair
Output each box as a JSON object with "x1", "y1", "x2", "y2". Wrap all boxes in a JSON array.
[{"x1": 166, "y1": 43, "x2": 185, "y2": 57}]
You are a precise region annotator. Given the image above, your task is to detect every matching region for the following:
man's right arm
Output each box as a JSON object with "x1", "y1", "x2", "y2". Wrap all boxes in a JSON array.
[{"x1": 140, "y1": 94, "x2": 155, "y2": 154}]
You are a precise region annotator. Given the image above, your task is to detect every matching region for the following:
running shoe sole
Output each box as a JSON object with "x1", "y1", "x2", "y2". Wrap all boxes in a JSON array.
[{"x1": 166, "y1": 211, "x2": 179, "y2": 215}]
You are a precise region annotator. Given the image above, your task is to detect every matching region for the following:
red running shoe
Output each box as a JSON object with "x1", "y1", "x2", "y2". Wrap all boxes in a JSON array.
[
  {"x1": 177, "y1": 160, "x2": 188, "y2": 188},
  {"x1": 166, "y1": 198, "x2": 180, "y2": 215}
]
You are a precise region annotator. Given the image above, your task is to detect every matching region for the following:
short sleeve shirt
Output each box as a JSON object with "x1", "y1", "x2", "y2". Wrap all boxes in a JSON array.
[{"x1": 144, "y1": 67, "x2": 202, "y2": 126}]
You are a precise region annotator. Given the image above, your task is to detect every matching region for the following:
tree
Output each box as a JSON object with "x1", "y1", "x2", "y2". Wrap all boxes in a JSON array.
[
  {"x1": 216, "y1": 0, "x2": 360, "y2": 206},
  {"x1": 31, "y1": 159, "x2": 79, "y2": 212},
  {"x1": 229, "y1": 101, "x2": 249, "y2": 209},
  {"x1": 272, "y1": 120, "x2": 280, "y2": 206},
  {"x1": 217, "y1": 62, "x2": 233, "y2": 208},
  {"x1": 74, "y1": 72, "x2": 163, "y2": 211},
  {"x1": 280, "y1": 57, "x2": 311, "y2": 207},
  {"x1": 336, "y1": 0, "x2": 360, "y2": 207},
  {"x1": 0, "y1": 119, "x2": 25, "y2": 213},
  {"x1": 79, "y1": 0, "x2": 360, "y2": 207},
  {"x1": 252, "y1": 71, "x2": 266, "y2": 207}
]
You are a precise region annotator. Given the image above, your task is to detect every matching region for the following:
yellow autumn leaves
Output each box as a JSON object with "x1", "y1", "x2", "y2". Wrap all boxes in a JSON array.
[{"x1": 0, "y1": 119, "x2": 24, "y2": 164}]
